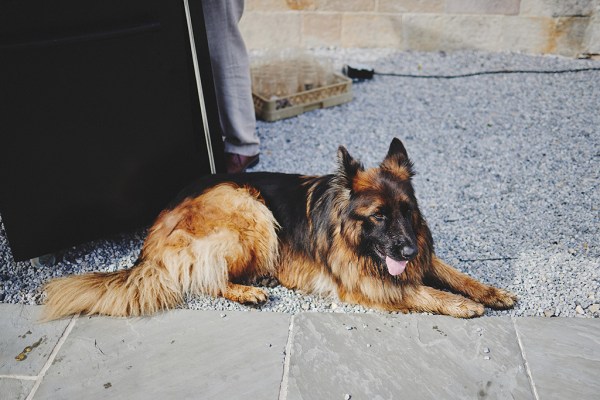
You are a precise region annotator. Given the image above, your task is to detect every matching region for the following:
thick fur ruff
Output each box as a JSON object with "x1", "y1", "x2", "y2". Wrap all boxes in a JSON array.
[{"x1": 43, "y1": 138, "x2": 516, "y2": 320}]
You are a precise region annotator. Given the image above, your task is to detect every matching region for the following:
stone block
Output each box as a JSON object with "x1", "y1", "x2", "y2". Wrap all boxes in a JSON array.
[
  {"x1": 0, "y1": 304, "x2": 72, "y2": 377},
  {"x1": 0, "y1": 378, "x2": 34, "y2": 400},
  {"x1": 315, "y1": 0, "x2": 376, "y2": 12},
  {"x1": 551, "y1": 16, "x2": 591, "y2": 56},
  {"x1": 583, "y1": 14, "x2": 600, "y2": 53},
  {"x1": 33, "y1": 310, "x2": 291, "y2": 400},
  {"x1": 446, "y1": 0, "x2": 521, "y2": 15},
  {"x1": 245, "y1": 0, "x2": 298, "y2": 12},
  {"x1": 378, "y1": 0, "x2": 445, "y2": 14},
  {"x1": 439, "y1": 15, "x2": 504, "y2": 51},
  {"x1": 515, "y1": 318, "x2": 600, "y2": 400},
  {"x1": 285, "y1": 313, "x2": 534, "y2": 400},
  {"x1": 286, "y1": 0, "x2": 317, "y2": 11},
  {"x1": 240, "y1": 11, "x2": 302, "y2": 49},
  {"x1": 402, "y1": 14, "x2": 445, "y2": 51},
  {"x1": 520, "y1": 0, "x2": 595, "y2": 17},
  {"x1": 403, "y1": 14, "x2": 505, "y2": 51},
  {"x1": 303, "y1": 12, "x2": 343, "y2": 47},
  {"x1": 341, "y1": 13, "x2": 403, "y2": 48},
  {"x1": 499, "y1": 16, "x2": 555, "y2": 53},
  {"x1": 404, "y1": 14, "x2": 517, "y2": 52}
]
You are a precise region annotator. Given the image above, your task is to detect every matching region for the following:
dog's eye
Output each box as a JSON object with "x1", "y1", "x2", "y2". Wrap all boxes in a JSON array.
[{"x1": 371, "y1": 212, "x2": 386, "y2": 222}]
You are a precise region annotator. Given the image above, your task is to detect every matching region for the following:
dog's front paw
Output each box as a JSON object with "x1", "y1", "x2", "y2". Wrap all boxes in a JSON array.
[
  {"x1": 481, "y1": 287, "x2": 517, "y2": 310},
  {"x1": 222, "y1": 284, "x2": 269, "y2": 305},
  {"x1": 241, "y1": 287, "x2": 269, "y2": 304},
  {"x1": 451, "y1": 299, "x2": 485, "y2": 318}
]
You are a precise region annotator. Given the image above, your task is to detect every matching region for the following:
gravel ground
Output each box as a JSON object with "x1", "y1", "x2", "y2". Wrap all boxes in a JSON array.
[{"x1": 1, "y1": 49, "x2": 598, "y2": 318}]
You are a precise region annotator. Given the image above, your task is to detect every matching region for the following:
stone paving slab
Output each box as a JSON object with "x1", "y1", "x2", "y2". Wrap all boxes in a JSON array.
[
  {"x1": 1, "y1": 304, "x2": 599, "y2": 400},
  {"x1": 515, "y1": 318, "x2": 600, "y2": 400},
  {"x1": 0, "y1": 377, "x2": 35, "y2": 400},
  {"x1": 0, "y1": 304, "x2": 71, "y2": 377},
  {"x1": 33, "y1": 310, "x2": 291, "y2": 400},
  {"x1": 284, "y1": 313, "x2": 534, "y2": 400}
]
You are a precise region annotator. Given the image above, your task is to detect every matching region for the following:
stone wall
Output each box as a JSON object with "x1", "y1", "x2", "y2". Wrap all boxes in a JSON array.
[{"x1": 239, "y1": 0, "x2": 600, "y2": 57}]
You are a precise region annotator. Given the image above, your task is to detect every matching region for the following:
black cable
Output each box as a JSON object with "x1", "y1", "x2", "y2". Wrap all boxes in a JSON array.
[{"x1": 374, "y1": 67, "x2": 600, "y2": 79}]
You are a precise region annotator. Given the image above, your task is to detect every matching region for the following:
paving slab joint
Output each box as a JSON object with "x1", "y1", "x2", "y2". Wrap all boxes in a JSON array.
[
  {"x1": 25, "y1": 314, "x2": 79, "y2": 400},
  {"x1": 512, "y1": 317, "x2": 540, "y2": 400},
  {"x1": 0, "y1": 374, "x2": 38, "y2": 380},
  {"x1": 278, "y1": 314, "x2": 295, "y2": 400}
]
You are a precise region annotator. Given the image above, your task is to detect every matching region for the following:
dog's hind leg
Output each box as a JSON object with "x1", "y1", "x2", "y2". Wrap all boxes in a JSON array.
[
  {"x1": 170, "y1": 185, "x2": 279, "y2": 303},
  {"x1": 43, "y1": 184, "x2": 279, "y2": 319},
  {"x1": 427, "y1": 256, "x2": 517, "y2": 309},
  {"x1": 222, "y1": 282, "x2": 268, "y2": 304}
]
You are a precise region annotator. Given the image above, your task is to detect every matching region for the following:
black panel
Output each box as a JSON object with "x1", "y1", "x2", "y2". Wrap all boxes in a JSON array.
[{"x1": 0, "y1": 0, "x2": 225, "y2": 260}]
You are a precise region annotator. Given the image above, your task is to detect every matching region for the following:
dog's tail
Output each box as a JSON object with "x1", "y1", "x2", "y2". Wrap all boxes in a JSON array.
[
  {"x1": 42, "y1": 184, "x2": 279, "y2": 321},
  {"x1": 42, "y1": 259, "x2": 182, "y2": 320}
]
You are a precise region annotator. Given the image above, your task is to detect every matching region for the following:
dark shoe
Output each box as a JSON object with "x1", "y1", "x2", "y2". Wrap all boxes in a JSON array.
[{"x1": 225, "y1": 153, "x2": 260, "y2": 174}]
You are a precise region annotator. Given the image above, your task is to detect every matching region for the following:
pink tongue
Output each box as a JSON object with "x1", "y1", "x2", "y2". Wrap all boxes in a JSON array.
[{"x1": 386, "y1": 257, "x2": 408, "y2": 276}]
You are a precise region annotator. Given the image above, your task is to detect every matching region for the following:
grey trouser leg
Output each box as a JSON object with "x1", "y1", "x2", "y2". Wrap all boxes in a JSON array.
[{"x1": 202, "y1": 0, "x2": 259, "y2": 157}]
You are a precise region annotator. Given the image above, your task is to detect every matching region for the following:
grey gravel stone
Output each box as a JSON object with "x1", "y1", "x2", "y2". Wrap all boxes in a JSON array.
[
  {"x1": 577, "y1": 299, "x2": 592, "y2": 309},
  {"x1": 0, "y1": 49, "x2": 598, "y2": 319}
]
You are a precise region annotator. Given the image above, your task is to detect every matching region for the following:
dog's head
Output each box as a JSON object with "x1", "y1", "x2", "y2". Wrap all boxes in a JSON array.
[{"x1": 336, "y1": 138, "x2": 423, "y2": 277}]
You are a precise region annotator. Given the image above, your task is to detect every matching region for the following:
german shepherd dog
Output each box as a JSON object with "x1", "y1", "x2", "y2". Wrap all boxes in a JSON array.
[{"x1": 43, "y1": 138, "x2": 516, "y2": 320}]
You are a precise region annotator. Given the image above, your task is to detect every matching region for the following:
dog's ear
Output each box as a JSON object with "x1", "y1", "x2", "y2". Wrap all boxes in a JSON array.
[
  {"x1": 337, "y1": 145, "x2": 363, "y2": 186},
  {"x1": 381, "y1": 137, "x2": 414, "y2": 177},
  {"x1": 386, "y1": 137, "x2": 409, "y2": 160}
]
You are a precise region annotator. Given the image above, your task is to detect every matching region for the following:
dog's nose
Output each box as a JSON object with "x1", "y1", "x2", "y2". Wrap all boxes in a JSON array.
[{"x1": 401, "y1": 245, "x2": 417, "y2": 260}]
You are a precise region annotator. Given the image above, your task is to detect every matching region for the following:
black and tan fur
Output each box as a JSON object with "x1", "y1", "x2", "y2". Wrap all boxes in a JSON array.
[{"x1": 43, "y1": 138, "x2": 516, "y2": 320}]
